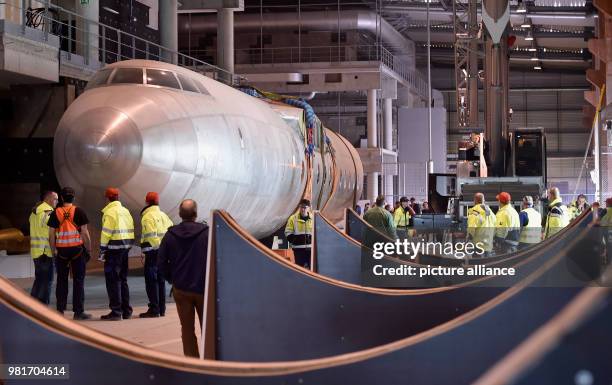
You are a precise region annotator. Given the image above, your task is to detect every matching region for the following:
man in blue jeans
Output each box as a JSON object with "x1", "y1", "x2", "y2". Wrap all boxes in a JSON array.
[{"x1": 29, "y1": 191, "x2": 58, "y2": 304}]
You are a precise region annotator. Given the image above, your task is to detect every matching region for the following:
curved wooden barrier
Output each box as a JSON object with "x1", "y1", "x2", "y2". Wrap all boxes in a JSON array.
[
  {"x1": 474, "y1": 287, "x2": 612, "y2": 385},
  {"x1": 312, "y1": 210, "x2": 364, "y2": 284},
  {"x1": 0, "y1": 210, "x2": 601, "y2": 384},
  {"x1": 203, "y1": 210, "x2": 594, "y2": 363}
]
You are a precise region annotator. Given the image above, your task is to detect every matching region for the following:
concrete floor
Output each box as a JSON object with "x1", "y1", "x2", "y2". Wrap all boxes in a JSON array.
[{"x1": 11, "y1": 268, "x2": 200, "y2": 357}]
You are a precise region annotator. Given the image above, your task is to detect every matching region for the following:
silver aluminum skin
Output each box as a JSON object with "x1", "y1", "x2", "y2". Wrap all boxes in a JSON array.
[{"x1": 54, "y1": 60, "x2": 362, "y2": 239}]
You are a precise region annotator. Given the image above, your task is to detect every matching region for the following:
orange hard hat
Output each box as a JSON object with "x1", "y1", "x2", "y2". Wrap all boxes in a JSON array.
[
  {"x1": 496, "y1": 192, "x2": 511, "y2": 204},
  {"x1": 105, "y1": 187, "x2": 119, "y2": 199}
]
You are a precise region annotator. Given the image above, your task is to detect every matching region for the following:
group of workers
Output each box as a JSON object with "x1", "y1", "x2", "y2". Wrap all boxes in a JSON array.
[
  {"x1": 358, "y1": 187, "x2": 602, "y2": 258},
  {"x1": 357, "y1": 197, "x2": 432, "y2": 218},
  {"x1": 466, "y1": 187, "x2": 595, "y2": 256},
  {"x1": 27, "y1": 185, "x2": 605, "y2": 319},
  {"x1": 29, "y1": 187, "x2": 172, "y2": 321},
  {"x1": 281, "y1": 195, "x2": 429, "y2": 268}
]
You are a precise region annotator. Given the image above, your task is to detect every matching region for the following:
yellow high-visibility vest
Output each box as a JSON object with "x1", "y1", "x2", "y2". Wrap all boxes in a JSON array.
[
  {"x1": 495, "y1": 204, "x2": 521, "y2": 244},
  {"x1": 284, "y1": 211, "x2": 313, "y2": 249},
  {"x1": 393, "y1": 207, "x2": 411, "y2": 228},
  {"x1": 29, "y1": 202, "x2": 53, "y2": 259},
  {"x1": 101, "y1": 201, "x2": 134, "y2": 251},
  {"x1": 544, "y1": 198, "x2": 569, "y2": 239},
  {"x1": 140, "y1": 205, "x2": 173, "y2": 252},
  {"x1": 467, "y1": 204, "x2": 497, "y2": 252}
]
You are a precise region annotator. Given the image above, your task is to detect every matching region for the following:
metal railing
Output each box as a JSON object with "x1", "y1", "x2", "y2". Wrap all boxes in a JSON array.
[
  {"x1": 186, "y1": 44, "x2": 428, "y2": 98},
  {"x1": 380, "y1": 46, "x2": 428, "y2": 99},
  {"x1": 2, "y1": 1, "x2": 239, "y2": 84}
]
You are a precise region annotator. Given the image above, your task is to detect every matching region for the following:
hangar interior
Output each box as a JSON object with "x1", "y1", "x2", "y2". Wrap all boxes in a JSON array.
[
  {"x1": 0, "y1": 0, "x2": 602, "y2": 227},
  {"x1": 0, "y1": 0, "x2": 611, "y2": 383}
]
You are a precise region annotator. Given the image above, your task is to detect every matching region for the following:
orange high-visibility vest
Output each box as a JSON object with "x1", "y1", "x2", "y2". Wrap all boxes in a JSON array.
[{"x1": 54, "y1": 206, "x2": 83, "y2": 248}]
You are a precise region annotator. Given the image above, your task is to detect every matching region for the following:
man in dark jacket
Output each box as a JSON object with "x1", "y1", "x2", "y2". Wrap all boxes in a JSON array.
[{"x1": 157, "y1": 199, "x2": 208, "y2": 358}]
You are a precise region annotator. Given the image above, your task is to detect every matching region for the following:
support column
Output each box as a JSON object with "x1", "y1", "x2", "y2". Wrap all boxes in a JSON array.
[
  {"x1": 367, "y1": 173, "x2": 379, "y2": 204},
  {"x1": 383, "y1": 98, "x2": 394, "y2": 202},
  {"x1": 367, "y1": 89, "x2": 378, "y2": 148},
  {"x1": 383, "y1": 98, "x2": 393, "y2": 151},
  {"x1": 217, "y1": 8, "x2": 235, "y2": 79},
  {"x1": 367, "y1": 89, "x2": 379, "y2": 202},
  {"x1": 482, "y1": 0, "x2": 511, "y2": 177},
  {"x1": 76, "y1": 0, "x2": 99, "y2": 66},
  {"x1": 595, "y1": 87, "x2": 601, "y2": 202},
  {"x1": 384, "y1": 174, "x2": 394, "y2": 203},
  {"x1": 160, "y1": 0, "x2": 178, "y2": 63}
]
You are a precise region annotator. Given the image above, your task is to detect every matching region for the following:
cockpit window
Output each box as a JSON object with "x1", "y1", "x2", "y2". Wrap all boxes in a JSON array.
[
  {"x1": 87, "y1": 69, "x2": 113, "y2": 89},
  {"x1": 195, "y1": 81, "x2": 210, "y2": 95},
  {"x1": 110, "y1": 68, "x2": 144, "y2": 85},
  {"x1": 176, "y1": 74, "x2": 200, "y2": 93},
  {"x1": 146, "y1": 69, "x2": 181, "y2": 90}
]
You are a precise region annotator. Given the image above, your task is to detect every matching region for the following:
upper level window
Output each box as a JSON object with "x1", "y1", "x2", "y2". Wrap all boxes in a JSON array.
[
  {"x1": 87, "y1": 68, "x2": 113, "y2": 89},
  {"x1": 110, "y1": 68, "x2": 144, "y2": 84},
  {"x1": 177, "y1": 74, "x2": 200, "y2": 93},
  {"x1": 146, "y1": 69, "x2": 180, "y2": 89}
]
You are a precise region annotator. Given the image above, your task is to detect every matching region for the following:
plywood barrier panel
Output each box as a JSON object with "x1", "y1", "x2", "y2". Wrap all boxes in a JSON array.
[
  {"x1": 345, "y1": 208, "x2": 366, "y2": 243},
  {"x1": 208, "y1": 210, "x2": 593, "y2": 362},
  {"x1": 511, "y1": 292, "x2": 612, "y2": 385},
  {"x1": 314, "y1": 211, "x2": 365, "y2": 284}
]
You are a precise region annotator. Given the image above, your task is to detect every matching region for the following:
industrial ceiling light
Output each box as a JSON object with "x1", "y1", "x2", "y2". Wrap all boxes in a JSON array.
[
  {"x1": 528, "y1": 43, "x2": 537, "y2": 52},
  {"x1": 534, "y1": 65, "x2": 542, "y2": 70},
  {"x1": 516, "y1": 0, "x2": 527, "y2": 13},
  {"x1": 525, "y1": 30, "x2": 534, "y2": 41}
]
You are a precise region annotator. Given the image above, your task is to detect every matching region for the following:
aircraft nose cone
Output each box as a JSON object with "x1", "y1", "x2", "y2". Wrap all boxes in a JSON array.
[
  {"x1": 59, "y1": 107, "x2": 142, "y2": 188},
  {"x1": 81, "y1": 129, "x2": 113, "y2": 165}
]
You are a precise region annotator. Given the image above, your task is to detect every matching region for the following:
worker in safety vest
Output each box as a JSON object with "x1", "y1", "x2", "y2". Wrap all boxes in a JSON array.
[
  {"x1": 100, "y1": 187, "x2": 135, "y2": 321},
  {"x1": 394, "y1": 196, "x2": 416, "y2": 239},
  {"x1": 285, "y1": 199, "x2": 313, "y2": 269},
  {"x1": 568, "y1": 194, "x2": 590, "y2": 221},
  {"x1": 47, "y1": 187, "x2": 92, "y2": 320},
  {"x1": 518, "y1": 195, "x2": 542, "y2": 249},
  {"x1": 139, "y1": 192, "x2": 173, "y2": 318},
  {"x1": 494, "y1": 192, "x2": 521, "y2": 254},
  {"x1": 467, "y1": 192, "x2": 497, "y2": 257},
  {"x1": 29, "y1": 190, "x2": 58, "y2": 304},
  {"x1": 544, "y1": 187, "x2": 570, "y2": 239}
]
